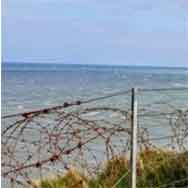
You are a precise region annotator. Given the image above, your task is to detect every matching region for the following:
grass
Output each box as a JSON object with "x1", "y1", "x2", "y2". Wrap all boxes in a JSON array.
[
  {"x1": 137, "y1": 149, "x2": 188, "y2": 188},
  {"x1": 33, "y1": 149, "x2": 188, "y2": 188}
]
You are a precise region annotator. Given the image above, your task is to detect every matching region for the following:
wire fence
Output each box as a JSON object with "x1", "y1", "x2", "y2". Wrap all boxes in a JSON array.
[{"x1": 1, "y1": 87, "x2": 188, "y2": 188}]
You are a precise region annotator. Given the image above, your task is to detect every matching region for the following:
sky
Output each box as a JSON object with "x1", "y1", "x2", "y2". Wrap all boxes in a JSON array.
[{"x1": 2, "y1": 0, "x2": 188, "y2": 67}]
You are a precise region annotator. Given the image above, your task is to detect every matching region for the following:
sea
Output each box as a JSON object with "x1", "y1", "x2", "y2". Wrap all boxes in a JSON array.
[
  {"x1": 2, "y1": 63, "x2": 188, "y2": 116},
  {"x1": 2, "y1": 63, "x2": 188, "y2": 187}
]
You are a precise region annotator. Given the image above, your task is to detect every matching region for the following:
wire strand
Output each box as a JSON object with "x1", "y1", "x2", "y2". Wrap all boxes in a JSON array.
[{"x1": 2, "y1": 87, "x2": 188, "y2": 119}]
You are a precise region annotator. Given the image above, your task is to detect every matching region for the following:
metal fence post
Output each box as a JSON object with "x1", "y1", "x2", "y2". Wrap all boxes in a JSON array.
[{"x1": 130, "y1": 88, "x2": 138, "y2": 188}]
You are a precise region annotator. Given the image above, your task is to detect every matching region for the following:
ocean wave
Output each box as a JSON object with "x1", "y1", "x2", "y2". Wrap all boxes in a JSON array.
[
  {"x1": 17, "y1": 105, "x2": 24, "y2": 109},
  {"x1": 173, "y1": 83, "x2": 188, "y2": 87},
  {"x1": 84, "y1": 112, "x2": 100, "y2": 117}
]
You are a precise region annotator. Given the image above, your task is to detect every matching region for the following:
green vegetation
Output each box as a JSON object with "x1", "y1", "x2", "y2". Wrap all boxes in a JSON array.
[{"x1": 33, "y1": 149, "x2": 188, "y2": 188}]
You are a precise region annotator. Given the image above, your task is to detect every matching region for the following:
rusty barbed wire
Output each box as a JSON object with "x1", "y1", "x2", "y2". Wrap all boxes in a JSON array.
[
  {"x1": 1, "y1": 87, "x2": 188, "y2": 188},
  {"x1": 2, "y1": 87, "x2": 188, "y2": 119},
  {"x1": 2, "y1": 106, "x2": 134, "y2": 187}
]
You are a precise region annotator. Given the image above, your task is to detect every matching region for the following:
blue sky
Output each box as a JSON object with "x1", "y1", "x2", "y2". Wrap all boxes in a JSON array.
[{"x1": 2, "y1": 0, "x2": 188, "y2": 67}]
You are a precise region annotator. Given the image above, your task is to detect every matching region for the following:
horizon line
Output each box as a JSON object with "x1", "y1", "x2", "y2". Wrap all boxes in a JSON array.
[{"x1": 2, "y1": 61, "x2": 188, "y2": 69}]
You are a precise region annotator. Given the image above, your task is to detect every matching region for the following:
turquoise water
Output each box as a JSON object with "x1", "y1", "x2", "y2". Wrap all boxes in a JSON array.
[{"x1": 2, "y1": 63, "x2": 188, "y2": 116}]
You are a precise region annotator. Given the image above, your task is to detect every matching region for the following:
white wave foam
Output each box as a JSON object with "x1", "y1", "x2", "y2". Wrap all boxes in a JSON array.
[
  {"x1": 17, "y1": 105, "x2": 23, "y2": 109},
  {"x1": 173, "y1": 83, "x2": 188, "y2": 87}
]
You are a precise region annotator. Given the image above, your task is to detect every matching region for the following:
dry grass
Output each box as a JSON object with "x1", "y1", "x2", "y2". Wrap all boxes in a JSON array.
[{"x1": 35, "y1": 149, "x2": 188, "y2": 188}]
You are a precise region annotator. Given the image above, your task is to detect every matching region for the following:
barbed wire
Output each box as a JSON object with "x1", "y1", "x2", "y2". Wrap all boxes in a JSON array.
[
  {"x1": 1, "y1": 87, "x2": 188, "y2": 188},
  {"x1": 2, "y1": 89, "x2": 131, "y2": 119},
  {"x1": 2, "y1": 87, "x2": 188, "y2": 119}
]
